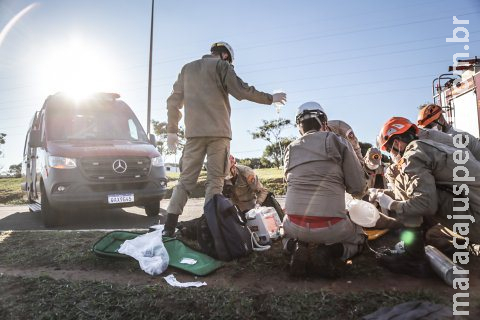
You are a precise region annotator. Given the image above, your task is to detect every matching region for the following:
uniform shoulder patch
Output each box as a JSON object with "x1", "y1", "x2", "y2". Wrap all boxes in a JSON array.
[{"x1": 247, "y1": 174, "x2": 256, "y2": 184}]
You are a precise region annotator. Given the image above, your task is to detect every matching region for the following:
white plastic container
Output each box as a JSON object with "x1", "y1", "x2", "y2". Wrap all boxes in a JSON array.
[
  {"x1": 246, "y1": 206, "x2": 282, "y2": 245},
  {"x1": 347, "y1": 199, "x2": 380, "y2": 228}
]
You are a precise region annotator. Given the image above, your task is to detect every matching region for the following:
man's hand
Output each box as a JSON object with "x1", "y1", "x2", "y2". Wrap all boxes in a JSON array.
[
  {"x1": 167, "y1": 133, "x2": 178, "y2": 152},
  {"x1": 272, "y1": 92, "x2": 287, "y2": 106},
  {"x1": 377, "y1": 192, "x2": 395, "y2": 210},
  {"x1": 368, "y1": 188, "x2": 378, "y2": 203}
]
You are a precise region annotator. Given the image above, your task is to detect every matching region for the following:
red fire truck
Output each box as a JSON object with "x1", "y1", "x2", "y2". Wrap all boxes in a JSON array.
[{"x1": 432, "y1": 57, "x2": 480, "y2": 138}]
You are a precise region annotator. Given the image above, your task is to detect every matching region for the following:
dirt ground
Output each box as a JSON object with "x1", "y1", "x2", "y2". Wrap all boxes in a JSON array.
[
  {"x1": 0, "y1": 227, "x2": 479, "y2": 319},
  {"x1": 0, "y1": 229, "x2": 479, "y2": 297}
]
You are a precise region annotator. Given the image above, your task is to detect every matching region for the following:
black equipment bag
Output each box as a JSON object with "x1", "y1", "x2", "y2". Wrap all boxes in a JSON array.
[
  {"x1": 261, "y1": 192, "x2": 285, "y2": 220},
  {"x1": 198, "y1": 194, "x2": 253, "y2": 261}
]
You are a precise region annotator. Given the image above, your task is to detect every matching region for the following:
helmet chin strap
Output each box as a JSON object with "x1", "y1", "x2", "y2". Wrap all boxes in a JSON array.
[
  {"x1": 316, "y1": 117, "x2": 328, "y2": 131},
  {"x1": 437, "y1": 120, "x2": 447, "y2": 132}
]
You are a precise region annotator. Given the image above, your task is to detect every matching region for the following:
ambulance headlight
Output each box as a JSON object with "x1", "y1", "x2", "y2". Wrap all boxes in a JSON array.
[{"x1": 48, "y1": 156, "x2": 77, "y2": 169}]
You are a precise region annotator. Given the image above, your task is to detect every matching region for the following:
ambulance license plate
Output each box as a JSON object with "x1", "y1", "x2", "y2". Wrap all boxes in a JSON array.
[{"x1": 108, "y1": 193, "x2": 134, "y2": 204}]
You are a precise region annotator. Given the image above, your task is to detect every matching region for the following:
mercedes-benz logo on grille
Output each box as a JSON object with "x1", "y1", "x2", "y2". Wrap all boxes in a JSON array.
[{"x1": 112, "y1": 159, "x2": 127, "y2": 174}]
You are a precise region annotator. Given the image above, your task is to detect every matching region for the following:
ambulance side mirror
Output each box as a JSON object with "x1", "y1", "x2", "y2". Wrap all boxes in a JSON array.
[{"x1": 148, "y1": 133, "x2": 156, "y2": 146}]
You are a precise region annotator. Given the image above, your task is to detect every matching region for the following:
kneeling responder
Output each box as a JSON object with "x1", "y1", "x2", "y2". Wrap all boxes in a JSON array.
[
  {"x1": 373, "y1": 117, "x2": 480, "y2": 275},
  {"x1": 177, "y1": 155, "x2": 280, "y2": 239},
  {"x1": 417, "y1": 103, "x2": 480, "y2": 160},
  {"x1": 327, "y1": 119, "x2": 364, "y2": 165},
  {"x1": 283, "y1": 102, "x2": 367, "y2": 277},
  {"x1": 222, "y1": 155, "x2": 269, "y2": 212}
]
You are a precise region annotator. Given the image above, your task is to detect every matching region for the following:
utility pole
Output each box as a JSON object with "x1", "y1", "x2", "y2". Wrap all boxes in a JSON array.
[{"x1": 146, "y1": 0, "x2": 155, "y2": 134}]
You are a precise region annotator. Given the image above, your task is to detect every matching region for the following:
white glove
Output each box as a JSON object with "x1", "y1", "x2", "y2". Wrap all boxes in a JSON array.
[
  {"x1": 272, "y1": 92, "x2": 286, "y2": 106},
  {"x1": 377, "y1": 192, "x2": 394, "y2": 210},
  {"x1": 167, "y1": 133, "x2": 178, "y2": 152},
  {"x1": 368, "y1": 188, "x2": 378, "y2": 203}
]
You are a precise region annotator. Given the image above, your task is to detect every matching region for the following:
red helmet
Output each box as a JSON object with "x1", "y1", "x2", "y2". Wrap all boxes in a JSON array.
[
  {"x1": 417, "y1": 104, "x2": 443, "y2": 127},
  {"x1": 378, "y1": 117, "x2": 419, "y2": 151}
]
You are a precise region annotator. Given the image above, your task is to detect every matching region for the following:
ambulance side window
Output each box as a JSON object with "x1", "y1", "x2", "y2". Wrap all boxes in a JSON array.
[
  {"x1": 128, "y1": 119, "x2": 139, "y2": 140},
  {"x1": 23, "y1": 128, "x2": 31, "y2": 158},
  {"x1": 37, "y1": 111, "x2": 45, "y2": 142}
]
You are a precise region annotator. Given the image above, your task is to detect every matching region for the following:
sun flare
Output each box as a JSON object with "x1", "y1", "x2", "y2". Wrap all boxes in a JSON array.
[{"x1": 37, "y1": 37, "x2": 119, "y2": 99}]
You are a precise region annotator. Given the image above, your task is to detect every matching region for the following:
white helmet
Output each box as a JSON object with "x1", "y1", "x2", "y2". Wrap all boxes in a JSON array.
[
  {"x1": 211, "y1": 41, "x2": 234, "y2": 63},
  {"x1": 295, "y1": 101, "x2": 327, "y2": 125}
]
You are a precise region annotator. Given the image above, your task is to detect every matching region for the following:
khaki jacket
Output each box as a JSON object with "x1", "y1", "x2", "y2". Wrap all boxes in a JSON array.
[
  {"x1": 419, "y1": 128, "x2": 480, "y2": 160},
  {"x1": 365, "y1": 164, "x2": 386, "y2": 189},
  {"x1": 284, "y1": 130, "x2": 367, "y2": 218},
  {"x1": 391, "y1": 139, "x2": 480, "y2": 241},
  {"x1": 327, "y1": 120, "x2": 364, "y2": 164},
  {"x1": 167, "y1": 55, "x2": 273, "y2": 138},
  {"x1": 226, "y1": 164, "x2": 268, "y2": 212},
  {"x1": 386, "y1": 129, "x2": 477, "y2": 187},
  {"x1": 447, "y1": 126, "x2": 480, "y2": 161}
]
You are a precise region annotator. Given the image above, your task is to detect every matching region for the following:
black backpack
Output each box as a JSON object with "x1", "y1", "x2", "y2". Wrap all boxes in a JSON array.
[{"x1": 197, "y1": 194, "x2": 253, "y2": 261}]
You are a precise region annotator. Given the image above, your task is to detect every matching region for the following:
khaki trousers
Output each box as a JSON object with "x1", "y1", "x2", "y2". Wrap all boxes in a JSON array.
[
  {"x1": 167, "y1": 137, "x2": 230, "y2": 215},
  {"x1": 283, "y1": 216, "x2": 366, "y2": 260}
]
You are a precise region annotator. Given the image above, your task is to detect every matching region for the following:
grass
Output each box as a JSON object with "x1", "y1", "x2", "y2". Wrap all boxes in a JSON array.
[
  {"x1": 0, "y1": 169, "x2": 285, "y2": 205},
  {"x1": 0, "y1": 230, "x2": 437, "y2": 278},
  {"x1": 166, "y1": 168, "x2": 286, "y2": 198},
  {"x1": 0, "y1": 177, "x2": 25, "y2": 205},
  {"x1": 0, "y1": 275, "x2": 446, "y2": 320},
  {"x1": 0, "y1": 231, "x2": 140, "y2": 271},
  {"x1": 1, "y1": 230, "x2": 478, "y2": 319}
]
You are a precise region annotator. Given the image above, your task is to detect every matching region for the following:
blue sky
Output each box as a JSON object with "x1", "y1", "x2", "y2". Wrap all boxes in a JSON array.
[{"x1": 0, "y1": 0, "x2": 479, "y2": 170}]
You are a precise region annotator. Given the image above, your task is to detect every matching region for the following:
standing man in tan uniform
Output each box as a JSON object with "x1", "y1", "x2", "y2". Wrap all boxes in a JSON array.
[
  {"x1": 283, "y1": 102, "x2": 367, "y2": 277},
  {"x1": 163, "y1": 42, "x2": 286, "y2": 237},
  {"x1": 373, "y1": 117, "x2": 480, "y2": 275}
]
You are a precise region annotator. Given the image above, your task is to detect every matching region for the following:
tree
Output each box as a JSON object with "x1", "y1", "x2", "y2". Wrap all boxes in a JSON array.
[
  {"x1": 8, "y1": 163, "x2": 22, "y2": 178},
  {"x1": 0, "y1": 133, "x2": 5, "y2": 157},
  {"x1": 250, "y1": 118, "x2": 294, "y2": 168},
  {"x1": 151, "y1": 120, "x2": 186, "y2": 156},
  {"x1": 262, "y1": 137, "x2": 295, "y2": 168},
  {"x1": 237, "y1": 157, "x2": 273, "y2": 169}
]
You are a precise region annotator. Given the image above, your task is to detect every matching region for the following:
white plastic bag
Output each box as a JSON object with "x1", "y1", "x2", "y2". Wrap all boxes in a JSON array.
[
  {"x1": 118, "y1": 229, "x2": 169, "y2": 275},
  {"x1": 347, "y1": 199, "x2": 380, "y2": 228},
  {"x1": 345, "y1": 192, "x2": 354, "y2": 208}
]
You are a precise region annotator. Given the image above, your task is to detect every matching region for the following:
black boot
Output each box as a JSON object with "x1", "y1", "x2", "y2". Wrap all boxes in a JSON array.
[
  {"x1": 310, "y1": 243, "x2": 344, "y2": 278},
  {"x1": 162, "y1": 214, "x2": 179, "y2": 238},
  {"x1": 378, "y1": 228, "x2": 432, "y2": 278},
  {"x1": 289, "y1": 241, "x2": 309, "y2": 277},
  {"x1": 177, "y1": 217, "x2": 201, "y2": 240}
]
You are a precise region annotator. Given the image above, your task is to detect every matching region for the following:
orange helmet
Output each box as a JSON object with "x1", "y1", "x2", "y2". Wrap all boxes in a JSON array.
[
  {"x1": 378, "y1": 117, "x2": 419, "y2": 151},
  {"x1": 417, "y1": 104, "x2": 443, "y2": 127}
]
